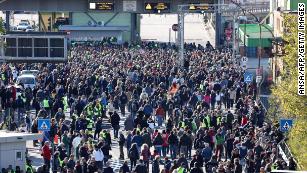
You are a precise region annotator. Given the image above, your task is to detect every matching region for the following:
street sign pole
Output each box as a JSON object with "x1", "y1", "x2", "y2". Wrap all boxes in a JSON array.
[
  {"x1": 232, "y1": 11, "x2": 237, "y2": 60},
  {"x1": 169, "y1": 28, "x2": 171, "y2": 42},
  {"x1": 38, "y1": 119, "x2": 53, "y2": 172}
]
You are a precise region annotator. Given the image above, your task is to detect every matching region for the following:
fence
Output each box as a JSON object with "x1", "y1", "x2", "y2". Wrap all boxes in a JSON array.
[
  {"x1": 278, "y1": 140, "x2": 302, "y2": 170},
  {"x1": 258, "y1": 97, "x2": 301, "y2": 170}
]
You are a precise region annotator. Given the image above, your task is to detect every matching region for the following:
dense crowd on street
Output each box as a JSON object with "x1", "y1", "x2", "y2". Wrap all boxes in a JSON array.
[{"x1": 0, "y1": 41, "x2": 297, "y2": 173}]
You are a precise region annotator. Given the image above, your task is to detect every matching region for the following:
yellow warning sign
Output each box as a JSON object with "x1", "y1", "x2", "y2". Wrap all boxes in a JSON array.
[
  {"x1": 146, "y1": 3, "x2": 152, "y2": 10},
  {"x1": 189, "y1": 4, "x2": 210, "y2": 10},
  {"x1": 156, "y1": 3, "x2": 168, "y2": 10},
  {"x1": 189, "y1": 4, "x2": 196, "y2": 10}
]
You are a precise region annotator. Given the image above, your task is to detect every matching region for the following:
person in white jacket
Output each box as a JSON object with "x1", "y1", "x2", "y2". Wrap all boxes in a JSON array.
[
  {"x1": 93, "y1": 145, "x2": 104, "y2": 171},
  {"x1": 106, "y1": 100, "x2": 115, "y2": 116},
  {"x1": 140, "y1": 89, "x2": 148, "y2": 101}
]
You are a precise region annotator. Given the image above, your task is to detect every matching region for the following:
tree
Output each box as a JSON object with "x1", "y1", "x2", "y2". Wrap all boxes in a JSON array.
[
  {"x1": 0, "y1": 17, "x2": 5, "y2": 34},
  {"x1": 270, "y1": 14, "x2": 307, "y2": 170}
]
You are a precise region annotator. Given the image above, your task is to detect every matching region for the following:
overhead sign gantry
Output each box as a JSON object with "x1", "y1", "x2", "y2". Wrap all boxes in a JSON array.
[{"x1": 0, "y1": 0, "x2": 219, "y2": 13}]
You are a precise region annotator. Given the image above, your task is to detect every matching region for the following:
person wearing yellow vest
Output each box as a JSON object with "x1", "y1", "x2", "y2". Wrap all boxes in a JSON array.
[
  {"x1": 25, "y1": 159, "x2": 34, "y2": 173},
  {"x1": 136, "y1": 124, "x2": 141, "y2": 134},
  {"x1": 62, "y1": 96, "x2": 68, "y2": 112},
  {"x1": 86, "y1": 118, "x2": 94, "y2": 131},
  {"x1": 179, "y1": 121, "x2": 186, "y2": 129},
  {"x1": 43, "y1": 98, "x2": 50, "y2": 109},
  {"x1": 202, "y1": 115, "x2": 211, "y2": 128},
  {"x1": 100, "y1": 130, "x2": 106, "y2": 139},
  {"x1": 271, "y1": 162, "x2": 278, "y2": 171},
  {"x1": 43, "y1": 98, "x2": 51, "y2": 116},
  {"x1": 93, "y1": 101, "x2": 102, "y2": 118},
  {"x1": 1, "y1": 73, "x2": 5, "y2": 81},
  {"x1": 85, "y1": 103, "x2": 94, "y2": 119},
  {"x1": 177, "y1": 163, "x2": 187, "y2": 173},
  {"x1": 217, "y1": 116, "x2": 222, "y2": 126},
  {"x1": 53, "y1": 151, "x2": 62, "y2": 172},
  {"x1": 1, "y1": 73, "x2": 7, "y2": 85}
]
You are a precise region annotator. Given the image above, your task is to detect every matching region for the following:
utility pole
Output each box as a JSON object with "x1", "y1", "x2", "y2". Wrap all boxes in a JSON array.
[
  {"x1": 232, "y1": 11, "x2": 237, "y2": 59},
  {"x1": 215, "y1": 0, "x2": 221, "y2": 48},
  {"x1": 178, "y1": 11, "x2": 185, "y2": 68},
  {"x1": 169, "y1": 28, "x2": 171, "y2": 43}
]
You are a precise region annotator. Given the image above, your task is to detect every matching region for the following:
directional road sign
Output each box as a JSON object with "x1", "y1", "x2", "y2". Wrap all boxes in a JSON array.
[
  {"x1": 244, "y1": 72, "x2": 253, "y2": 83},
  {"x1": 280, "y1": 119, "x2": 293, "y2": 132},
  {"x1": 38, "y1": 119, "x2": 51, "y2": 131}
]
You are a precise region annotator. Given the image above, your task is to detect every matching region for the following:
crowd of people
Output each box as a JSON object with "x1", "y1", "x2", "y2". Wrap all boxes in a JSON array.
[{"x1": 0, "y1": 41, "x2": 297, "y2": 173}]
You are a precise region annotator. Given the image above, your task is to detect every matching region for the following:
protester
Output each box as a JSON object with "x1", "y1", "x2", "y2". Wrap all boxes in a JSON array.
[{"x1": 0, "y1": 41, "x2": 290, "y2": 173}]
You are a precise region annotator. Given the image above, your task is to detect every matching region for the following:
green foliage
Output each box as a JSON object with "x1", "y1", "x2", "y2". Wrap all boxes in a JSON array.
[
  {"x1": 0, "y1": 17, "x2": 5, "y2": 34},
  {"x1": 270, "y1": 14, "x2": 307, "y2": 170}
]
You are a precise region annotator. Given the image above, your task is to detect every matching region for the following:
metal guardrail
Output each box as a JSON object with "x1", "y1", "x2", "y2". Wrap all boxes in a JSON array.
[
  {"x1": 280, "y1": 141, "x2": 293, "y2": 159},
  {"x1": 258, "y1": 97, "x2": 302, "y2": 170},
  {"x1": 278, "y1": 140, "x2": 302, "y2": 170}
]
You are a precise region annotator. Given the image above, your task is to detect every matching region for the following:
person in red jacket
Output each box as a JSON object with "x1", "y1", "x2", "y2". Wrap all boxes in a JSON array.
[
  {"x1": 241, "y1": 115, "x2": 248, "y2": 127},
  {"x1": 42, "y1": 141, "x2": 52, "y2": 170},
  {"x1": 155, "y1": 105, "x2": 165, "y2": 126}
]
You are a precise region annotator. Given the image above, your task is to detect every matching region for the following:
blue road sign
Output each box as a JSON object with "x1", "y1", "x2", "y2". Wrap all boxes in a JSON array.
[
  {"x1": 38, "y1": 119, "x2": 51, "y2": 131},
  {"x1": 280, "y1": 119, "x2": 293, "y2": 132},
  {"x1": 244, "y1": 72, "x2": 253, "y2": 83}
]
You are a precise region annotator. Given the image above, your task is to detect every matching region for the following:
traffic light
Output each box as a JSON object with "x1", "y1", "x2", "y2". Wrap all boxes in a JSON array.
[{"x1": 47, "y1": 17, "x2": 51, "y2": 31}]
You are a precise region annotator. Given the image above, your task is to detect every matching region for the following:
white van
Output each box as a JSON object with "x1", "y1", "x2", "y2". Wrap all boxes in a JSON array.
[{"x1": 16, "y1": 74, "x2": 36, "y2": 89}]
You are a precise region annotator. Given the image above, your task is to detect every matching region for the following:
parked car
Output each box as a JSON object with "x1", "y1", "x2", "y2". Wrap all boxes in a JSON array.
[
  {"x1": 25, "y1": 28, "x2": 35, "y2": 32},
  {"x1": 17, "y1": 21, "x2": 32, "y2": 31},
  {"x1": 16, "y1": 74, "x2": 36, "y2": 89}
]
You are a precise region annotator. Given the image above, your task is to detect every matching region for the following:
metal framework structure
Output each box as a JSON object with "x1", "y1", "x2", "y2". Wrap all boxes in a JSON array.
[
  {"x1": 0, "y1": 34, "x2": 68, "y2": 63},
  {"x1": 177, "y1": 3, "x2": 270, "y2": 67}
]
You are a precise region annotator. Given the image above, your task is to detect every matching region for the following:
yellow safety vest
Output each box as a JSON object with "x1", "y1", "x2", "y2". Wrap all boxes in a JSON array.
[
  {"x1": 200, "y1": 84, "x2": 204, "y2": 91},
  {"x1": 180, "y1": 121, "x2": 186, "y2": 128},
  {"x1": 177, "y1": 166, "x2": 185, "y2": 173},
  {"x1": 63, "y1": 96, "x2": 68, "y2": 112},
  {"x1": 58, "y1": 157, "x2": 64, "y2": 167},
  {"x1": 94, "y1": 104, "x2": 101, "y2": 116},
  {"x1": 217, "y1": 116, "x2": 222, "y2": 125},
  {"x1": 86, "y1": 118, "x2": 93, "y2": 129},
  {"x1": 137, "y1": 128, "x2": 141, "y2": 133},
  {"x1": 43, "y1": 99, "x2": 49, "y2": 108},
  {"x1": 1, "y1": 74, "x2": 5, "y2": 81},
  {"x1": 87, "y1": 106, "x2": 94, "y2": 118},
  {"x1": 100, "y1": 132, "x2": 106, "y2": 139},
  {"x1": 271, "y1": 163, "x2": 277, "y2": 171},
  {"x1": 25, "y1": 164, "x2": 33, "y2": 173},
  {"x1": 202, "y1": 116, "x2": 211, "y2": 128}
]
